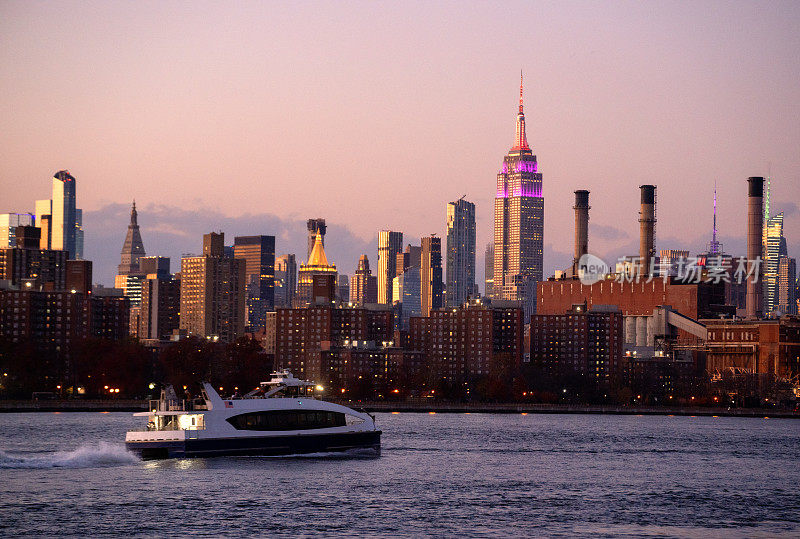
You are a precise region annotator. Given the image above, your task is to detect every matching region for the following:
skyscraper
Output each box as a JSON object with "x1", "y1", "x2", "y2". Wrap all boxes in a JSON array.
[
  {"x1": 377, "y1": 230, "x2": 403, "y2": 304},
  {"x1": 446, "y1": 197, "x2": 476, "y2": 307},
  {"x1": 421, "y1": 235, "x2": 443, "y2": 317},
  {"x1": 307, "y1": 219, "x2": 326, "y2": 260},
  {"x1": 114, "y1": 201, "x2": 147, "y2": 306},
  {"x1": 778, "y1": 257, "x2": 797, "y2": 315},
  {"x1": 117, "y1": 201, "x2": 146, "y2": 276},
  {"x1": 350, "y1": 254, "x2": 378, "y2": 306},
  {"x1": 180, "y1": 232, "x2": 246, "y2": 342},
  {"x1": 0, "y1": 213, "x2": 34, "y2": 248},
  {"x1": 296, "y1": 232, "x2": 337, "y2": 307},
  {"x1": 493, "y1": 74, "x2": 544, "y2": 319},
  {"x1": 50, "y1": 170, "x2": 83, "y2": 259},
  {"x1": 234, "y1": 235, "x2": 275, "y2": 330},
  {"x1": 763, "y1": 213, "x2": 787, "y2": 314},
  {"x1": 484, "y1": 243, "x2": 494, "y2": 298},
  {"x1": 34, "y1": 199, "x2": 52, "y2": 250},
  {"x1": 275, "y1": 254, "x2": 297, "y2": 308}
]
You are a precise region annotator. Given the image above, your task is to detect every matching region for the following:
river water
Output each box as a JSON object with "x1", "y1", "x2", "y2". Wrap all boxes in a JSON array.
[{"x1": 1, "y1": 412, "x2": 798, "y2": 537}]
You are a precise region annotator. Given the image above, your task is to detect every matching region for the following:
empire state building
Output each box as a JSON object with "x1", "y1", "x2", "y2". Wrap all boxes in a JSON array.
[{"x1": 492, "y1": 74, "x2": 544, "y2": 318}]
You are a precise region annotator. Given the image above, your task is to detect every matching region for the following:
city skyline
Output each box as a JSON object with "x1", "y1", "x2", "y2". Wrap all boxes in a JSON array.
[{"x1": 2, "y1": 2, "x2": 800, "y2": 288}]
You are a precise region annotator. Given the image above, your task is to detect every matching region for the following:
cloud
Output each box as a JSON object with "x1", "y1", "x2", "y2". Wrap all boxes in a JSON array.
[
  {"x1": 771, "y1": 201, "x2": 799, "y2": 218},
  {"x1": 590, "y1": 223, "x2": 630, "y2": 242},
  {"x1": 83, "y1": 203, "x2": 376, "y2": 286}
]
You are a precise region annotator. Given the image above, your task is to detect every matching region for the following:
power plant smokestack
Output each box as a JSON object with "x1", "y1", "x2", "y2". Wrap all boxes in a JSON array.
[
  {"x1": 746, "y1": 177, "x2": 764, "y2": 318},
  {"x1": 573, "y1": 190, "x2": 590, "y2": 274},
  {"x1": 638, "y1": 185, "x2": 657, "y2": 276}
]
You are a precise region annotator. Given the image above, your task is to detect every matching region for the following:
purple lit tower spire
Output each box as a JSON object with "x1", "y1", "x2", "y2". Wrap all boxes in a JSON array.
[
  {"x1": 492, "y1": 71, "x2": 544, "y2": 319},
  {"x1": 708, "y1": 181, "x2": 722, "y2": 255}
]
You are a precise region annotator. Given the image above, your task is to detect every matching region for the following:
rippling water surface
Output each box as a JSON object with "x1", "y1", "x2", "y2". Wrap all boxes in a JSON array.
[{"x1": 1, "y1": 412, "x2": 798, "y2": 537}]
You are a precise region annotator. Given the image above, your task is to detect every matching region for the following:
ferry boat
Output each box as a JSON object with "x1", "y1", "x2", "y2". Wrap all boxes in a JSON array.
[{"x1": 125, "y1": 370, "x2": 381, "y2": 459}]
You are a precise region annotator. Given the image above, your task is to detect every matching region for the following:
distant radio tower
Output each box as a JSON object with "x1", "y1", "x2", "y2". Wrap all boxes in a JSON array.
[{"x1": 709, "y1": 181, "x2": 721, "y2": 255}]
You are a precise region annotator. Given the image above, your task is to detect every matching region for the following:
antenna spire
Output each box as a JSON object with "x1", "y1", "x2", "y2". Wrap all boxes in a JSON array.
[
  {"x1": 712, "y1": 181, "x2": 717, "y2": 248},
  {"x1": 512, "y1": 71, "x2": 530, "y2": 151}
]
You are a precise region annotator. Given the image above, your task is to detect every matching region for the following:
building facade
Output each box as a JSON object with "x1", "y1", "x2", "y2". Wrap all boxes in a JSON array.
[
  {"x1": 530, "y1": 304, "x2": 624, "y2": 385},
  {"x1": 50, "y1": 170, "x2": 81, "y2": 259},
  {"x1": 484, "y1": 243, "x2": 494, "y2": 299},
  {"x1": 295, "y1": 233, "x2": 337, "y2": 308},
  {"x1": 275, "y1": 304, "x2": 393, "y2": 378},
  {"x1": 139, "y1": 275, "x2": 181, "y2": 340},
  {"x1": 778, "y1": 257, "x2": 797, "y2": 315},
  {"x1": 233, "y1": 235, "x2": 275, "y2": 330},
  {"x1": 274, "y1": 254, "x2": 297, "y2": 308},
  {"x1": 179, "y1": 232, "x2": 246, "y2": 342},
  {"x1": 763, "y1": 213, "x2": 787, "y2": 314},
  {"x1": 377, "y1": 231, "x2": 403, "y2": 305},
  {"x1": 350, "y1": 254, "x2": 378, "y2": 306},
  {"x1": 421, "y1": 235, "x2": 443, "y2": 317},
  {"x1": 115, "y1": 201, "x2": 146, "y2": 303},
  {"x1": 446, "y1": 197, "x2": 476, "y2": 307},
  {"x1": 493, "y1": 76, "x2": 543, "y2": 320},
  {"x1": 0, "y1": 214, "x2": 35, "y2": 248},
  {"x1": 408, "y1": 301, "x2": 524, "y2": 384}
]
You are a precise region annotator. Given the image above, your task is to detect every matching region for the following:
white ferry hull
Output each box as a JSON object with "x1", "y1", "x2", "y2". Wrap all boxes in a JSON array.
[{"x1": 126, "y1": 430, "x2": 381, "y2": 460}]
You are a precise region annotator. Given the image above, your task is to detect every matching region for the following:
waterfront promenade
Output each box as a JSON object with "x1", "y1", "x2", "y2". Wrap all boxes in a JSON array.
[{"x1": 1, "y1": 399, "x2": 797, "y2": 418}]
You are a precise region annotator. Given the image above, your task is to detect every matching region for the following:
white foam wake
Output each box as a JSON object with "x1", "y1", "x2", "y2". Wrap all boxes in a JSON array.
[{"x1": 0, "y1": 441, "x2": 140, "y2": 469}]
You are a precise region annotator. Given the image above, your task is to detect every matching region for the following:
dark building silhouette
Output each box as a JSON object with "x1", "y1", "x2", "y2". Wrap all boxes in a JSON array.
[{"x1": 421, "y1": 235, "x2": 443, "y2": 317}]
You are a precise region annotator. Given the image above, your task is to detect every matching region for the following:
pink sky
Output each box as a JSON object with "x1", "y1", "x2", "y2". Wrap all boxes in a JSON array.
[{"x1": 2, "y1": 1, "x2": 799, "y2": 283}]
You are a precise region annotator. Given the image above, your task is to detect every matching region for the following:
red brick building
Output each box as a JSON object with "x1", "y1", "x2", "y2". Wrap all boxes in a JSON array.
[
  {"x1": 530, "y1": 304, "x2": 624, "y2": 384},
  {"x1": 408, "y1": 302, "x2": 523, "y2": 383},
  {"x1": 704, "y1": 316, "x2": 800, "y2": 378},
  {"x1": 275, "y1": 305, "x2": 393, "y2": 378},
  {"x1": 537, "y1": 279, "x2": 727, "y2": 319}
]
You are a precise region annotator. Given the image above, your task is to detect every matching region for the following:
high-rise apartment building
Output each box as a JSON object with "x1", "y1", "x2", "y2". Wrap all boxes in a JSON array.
[
  {"x1": 234, "y1": 235, "x2": 275, "y2": 330},
  {"x1": 493, "y1": 75, "x2": 544, "y2": 320},
  {"x1": 484, "y1": 243, "x2": 494, "y2": 298},
  {"x1": 446, "y1": 197, "x2": 476, "y2": 307},
  {"x1": 408, "y1": 301, "x2": 523, "y2": 383},
  {"x1": 421, "y1": 235, "x2": 443, "y2": 317},
  {"x1": 139, "y1": 256, "x2": 170, "y2": 278},
  {"x1": 139, "y1": 275, "x2": 181, "y2": 340},
  {"x1": 778, "y1": 257, "x2": 797, "y2": 315},
  {"x1": 275, "y1": 254, "x2": 297, "y2": 308},
  {"x1": 350, "y1": 254, "x2": 378, "y2": 306},
  {"x1": 377, "y1": 231, "x2": 403, "y2": 304},
  {"x1": 763, "y1": 213, "x2": 787, "y2": 314},
  {"x1": 0, "y1": 231, "x2": 68, "y2": 290},
  {"x1": 306, "y1": 219, "x2": 326, "y2": 260},
  {"x1": 531, "y1": 304, "x2": 624, "y2": 385},
  {"x1": 180, "y1": 232, "x2": 246, "y2": 342}
]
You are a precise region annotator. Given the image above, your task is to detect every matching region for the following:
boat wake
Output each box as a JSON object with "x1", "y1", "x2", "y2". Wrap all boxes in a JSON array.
[
  {"x1": 245, "y1": 447, "x2": 381, "y2": 460},
  {"x1": 0, "y1": 442, "x2": 140, "y2": 469}
]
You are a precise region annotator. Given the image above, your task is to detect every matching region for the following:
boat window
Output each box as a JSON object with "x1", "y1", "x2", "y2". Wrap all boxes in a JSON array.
[{"x1": 226, "y1": 410, "x2": 347, "y2": 431}]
